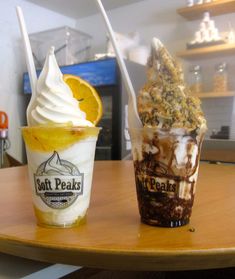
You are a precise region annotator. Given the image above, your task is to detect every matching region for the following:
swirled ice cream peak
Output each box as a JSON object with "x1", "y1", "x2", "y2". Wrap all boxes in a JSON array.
[
  {"x1": 29, "y1": 46, "x2": 93, "y2": 127},
  {"x1": 138, "y1": 38, "x2": 206, "y2": 132}
]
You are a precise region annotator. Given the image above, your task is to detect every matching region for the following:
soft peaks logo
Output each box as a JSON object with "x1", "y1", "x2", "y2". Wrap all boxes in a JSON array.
[
  {"x1": 34, "y1": 151, "x2": 84, "y2": 209},
  {"x1": 136, "y1": 174, "x2": 178, "y2": 195}
]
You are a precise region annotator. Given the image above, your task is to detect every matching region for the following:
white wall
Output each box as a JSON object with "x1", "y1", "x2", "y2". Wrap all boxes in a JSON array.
[
  {"x1": 76, "y1": 0, "x2": 235, "y2": 139},
  {"x1": 0, "y1": 0, "x2": 77, "y2": 163},
  {"x1": 2, "y1": 0, "x2": 235, "y2": 164},
  {"x1": 76, "y1": 0, "x2": 188, "y2": 55}
]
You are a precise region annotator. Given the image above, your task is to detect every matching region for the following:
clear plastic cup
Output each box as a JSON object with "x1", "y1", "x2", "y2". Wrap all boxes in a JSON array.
[
  {"x1": 22, "y1": 125, "x2": 100, "y2": 228},
  {"x1": 129, "y1": 127, "x2": 205, "y2": 227}
]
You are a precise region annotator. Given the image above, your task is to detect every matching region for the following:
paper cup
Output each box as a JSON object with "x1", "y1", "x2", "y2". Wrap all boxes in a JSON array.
[
  {"x1": 129, "y1": 127, "x2": 205, "y2": 227},
  {"x1": 22, "y1": 126, "x2": 100, "y2": 228}
]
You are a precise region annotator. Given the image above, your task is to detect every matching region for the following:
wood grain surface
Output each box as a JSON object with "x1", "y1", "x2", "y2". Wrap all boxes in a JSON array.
[{"x1": 0, "y1": 161, "x2": 234, "y2": 271}]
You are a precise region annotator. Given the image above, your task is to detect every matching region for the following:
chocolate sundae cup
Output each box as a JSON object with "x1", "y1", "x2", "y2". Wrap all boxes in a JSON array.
[
  {"x1": 131, "y1": 38, "x2": 207, "y2": 227},
  {"x1": 129, "y1": 127, "x2": 205, "y2": 227}
]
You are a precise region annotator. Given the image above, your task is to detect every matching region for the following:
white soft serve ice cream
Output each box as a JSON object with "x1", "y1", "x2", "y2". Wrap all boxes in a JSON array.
[
  {"x1": 23, "y1": 46, "x2": 100, "y2": 227},
  {"x1": 29, "y1": 46, "x2": 93, "y2": 127}
]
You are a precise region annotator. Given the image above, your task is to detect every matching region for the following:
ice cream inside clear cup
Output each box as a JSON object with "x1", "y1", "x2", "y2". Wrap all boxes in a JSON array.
[
  {"x1": 22, "y1": 125, "x2": 100, "y2": 228},
  {"x1": 20, "y1": 45, "x2": 103, "y2": 228},
  {"x1": 129, "y1": 127, "x2": 205, "y2": 227},
  {"x1": 130, "y1": 38, "x2": 207, "y2": 227}
]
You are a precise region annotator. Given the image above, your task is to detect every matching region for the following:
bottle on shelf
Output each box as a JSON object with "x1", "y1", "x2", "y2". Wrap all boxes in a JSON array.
[
  {"x1": 227, "y1": 22, "x2": 235, "y2": 44},
  {"x1": 213, "y1": 63, "x2": 228, "y2": 92},
  {"x1": 186, "y1": 0, "x2": 194, "y2": 7},
  {"x1": 189, "y1": 65, "x2": 202, "y2": 94}
]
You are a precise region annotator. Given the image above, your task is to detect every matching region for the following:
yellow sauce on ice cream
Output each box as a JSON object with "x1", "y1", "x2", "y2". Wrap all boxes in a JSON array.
[
  {"x1": 22, "y1": 125, "x2": 100, "y2": 152},
  {"x1": 34, "y1": 206, "x2": 86, "y2": 228}
]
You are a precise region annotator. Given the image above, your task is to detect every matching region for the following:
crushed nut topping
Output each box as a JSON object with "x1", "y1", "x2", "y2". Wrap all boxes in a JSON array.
[{"x1": 138, "y1": 39, "x2": 206, "y2": 131}]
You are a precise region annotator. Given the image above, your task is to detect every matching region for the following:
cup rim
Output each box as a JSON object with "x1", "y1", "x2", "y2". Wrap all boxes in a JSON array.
[
  {"x1": 128, "y1": 126, "x2": 206, "y2": 136},
  {"x1": 21, "y1": 125, "x2": 102, "y2": 131}
]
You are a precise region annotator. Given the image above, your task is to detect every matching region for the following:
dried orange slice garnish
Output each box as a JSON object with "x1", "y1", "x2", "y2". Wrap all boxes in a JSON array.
[{"x1": 63, "y1": 74, "x2": 103, "y2": 125}]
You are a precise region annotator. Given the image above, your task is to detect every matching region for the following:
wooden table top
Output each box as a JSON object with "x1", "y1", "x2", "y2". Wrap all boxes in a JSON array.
[{"x1": 0, "y1": 161, "x2": 235, "y2": 271}]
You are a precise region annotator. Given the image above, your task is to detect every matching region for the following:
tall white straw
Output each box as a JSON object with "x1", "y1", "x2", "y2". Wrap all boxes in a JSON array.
[
  {"x1": 95, "y1": 0, "x2": 142, "y2": 126},
  {"x1": 16, "y1": 6, "x2": 37, "y2": 97}
]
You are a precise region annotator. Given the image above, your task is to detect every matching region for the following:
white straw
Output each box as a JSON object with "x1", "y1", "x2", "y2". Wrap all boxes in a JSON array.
[
  {"x1": 16, "y1": 6, "x2": 37, "y2": 97},
  {"x1": 95, "y1": 0, "x2": 141, "y2": 125}
]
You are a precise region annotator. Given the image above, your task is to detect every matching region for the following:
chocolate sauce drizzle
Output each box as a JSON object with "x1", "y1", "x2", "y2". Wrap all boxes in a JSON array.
[{"x1": 133, "y1": 129, "x2": 204, "y2": 227}]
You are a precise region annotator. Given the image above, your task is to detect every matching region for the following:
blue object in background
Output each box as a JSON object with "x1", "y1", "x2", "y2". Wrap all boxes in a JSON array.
[{"x1": 23, "y1": 58, "x2": 118, "y2": 94}]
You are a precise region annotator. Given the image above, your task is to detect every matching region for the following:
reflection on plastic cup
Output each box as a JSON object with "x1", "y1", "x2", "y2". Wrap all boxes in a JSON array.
[
  {"x1": 129, "y1": 127, "x2": 205, "y2": 228},
  {"x1": 22, "y1": 126, "x2": 100, "y2": 228}
]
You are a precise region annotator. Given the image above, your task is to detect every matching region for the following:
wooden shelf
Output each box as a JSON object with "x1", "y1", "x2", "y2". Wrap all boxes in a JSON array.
[
  {"x1": 192, "y1": 91, "x2": 235, "y2": 98},
  {"x1": 176, "y1": 43, "x2": 235, "y2": 59},
  {"x1": 177, "y1": 0, "x2": 235, "y2": 20}
]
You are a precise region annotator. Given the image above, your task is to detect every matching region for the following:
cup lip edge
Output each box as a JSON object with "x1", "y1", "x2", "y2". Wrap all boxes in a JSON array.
[
  {"x1": 128, "y1": 126, "x2": 206, "y2": 134},
  {"x1": 21, "y1": 125, "x2": 102, "y2": 130}
]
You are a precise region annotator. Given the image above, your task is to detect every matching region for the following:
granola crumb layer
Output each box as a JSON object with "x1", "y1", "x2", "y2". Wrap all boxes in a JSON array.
[{"x1": 138, "y1": 38, "x2": 206, "y2": 131}]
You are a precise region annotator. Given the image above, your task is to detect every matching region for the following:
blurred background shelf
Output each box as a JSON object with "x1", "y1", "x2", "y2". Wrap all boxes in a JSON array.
[
  {"x1": 177, "y1": 0, "x2": 235, "y2": 20},
  {"x1": 201, "y1": 139, "x2": 235, "y2": 163},
  {"x1": 176, "y1": 43, "x2": 235, "y2": 59},
  {"x1": 192, "y1": 91, "x2": 235, "y2": 98}
]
